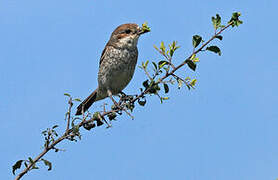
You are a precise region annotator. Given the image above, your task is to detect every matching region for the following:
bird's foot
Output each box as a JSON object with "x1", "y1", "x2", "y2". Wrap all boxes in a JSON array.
[{"x1": 108, "y1": 90, "x2": 134, "y2": 119}]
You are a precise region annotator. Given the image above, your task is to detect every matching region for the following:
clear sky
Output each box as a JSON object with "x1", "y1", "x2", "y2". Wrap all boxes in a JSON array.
[{"x1": 1, "y1": 0, "x2": 277, "y2": 179}]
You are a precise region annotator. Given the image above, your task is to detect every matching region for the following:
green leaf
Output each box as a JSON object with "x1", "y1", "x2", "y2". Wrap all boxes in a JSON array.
[
  {"x1": 72, "y1": 125, "x2": 80, "y2": 134},
  {"x1": 141, "y1": 22, "x2": 151, "y2": 33},
  {"x1": 206, "y1": 46, "x2": 221, "y2": 56},
  {"x1": 177, "y1": 79, "x2": 183, "y2": 89},
  {"x1": 169, "y1": 41, "x2": 180, "y2": 57},
  {"x1": 31, "y1": 164, "x2": 39, "y2": 170},
  {"x1": 92, "y1": 112, "x2": 103, "y2": 127},
  {"x1": 143, "y1": 80, "x2": 149, "y2": 89},
  {"x1": 144, "y1": 60, "x2": 149, "y2": 68},
  {"x1": 73, "y1": 98, "x2": 81, "y2": 102},
  {"x1": 83, "y1": 122, "x2": 96, "y2": 130},
  {"x1": 190, "y1": 53, "x2": 196, "y2": 60},
  {"x1": 212, "y1": 14, "x2": 221, "y2": 30},
  {"x1": 185, "y1": 60, "x2": 196, "y2": 71},
  {"x1": 28, "y1": 157, "x2": 34, "y2": 164},
  {"x1": 92, "y1": 112, "x2": 101, "y2": 120},
  {"x1": 215, "y1": 35, "x2": 223, "y2": 40},
  {"x1": 52, "y1": 125, "x2": 58, "y2": 129},
  {"x1": 190, "y1": 53, "x2": 199, "y2": 62},
  {"x1": 161, "y1": 97, "x2": 169, "y2": 100},
  {"x1": 152, "y1": 62, "x2": 158, "y2": 70},
  {"x1": 232, "y1": 12, "x2": 241, "y2": 18},
  {"x1": 153, "y1": 45, "x2": 159, "y2": 52},
  {"x1": 170, "y1": 49, "x2": 174, "y2": 57},
  {"x1": 235, "y1": 20, "x2": 243, "y2": 26},
  {"x1": 158, "y1": 60, "x2": 169, "y2": 69},
  {"x1": 190, "y1": 79, "x2": 197, "y2": 87},
  {"x1": 64, "y1": 93, "x2": 71, "y2": 97},
  {"x1": 229, "y1": 12, "x2": 243, "y2": 27},
  {"x1": 41, "y1": 159, "x2": 52, "y2": 171},
  {"x1": 125, "y1": 103, "x2": 135, "y2": 112},
  {"x1": 160, "y1": 96, "x2": 169, "y2": 103},
  {"x1": 192, "y1": 35, "x2": 202, "y2": 48},
  {"x1": 160, "y1": 41, "x2": 166, "y2": 54},
  {"x1": 163, "y1": 84, "x2": 169, "y2": 93},
  {"x1": 138, "y1": 99, "x2": 146, "y2": 106},
  {"x1": 52, "y1": 130, "x2": 58, "y2": 137},
  {"x1": 149, "y1": 83, "x2": 160, "y2": 94},
  {"x1": 192, "y1": 57, "x2": 199, "y2": 63},
  {"x1": 12, "y1": 160, "x2": 23, "y2": 175},
  {"x1": 108, "y1": 112, "x2": 117, "y2": 120},
  {"x1": 154, "y1": 84, "x2": 160, "y2": 91}
]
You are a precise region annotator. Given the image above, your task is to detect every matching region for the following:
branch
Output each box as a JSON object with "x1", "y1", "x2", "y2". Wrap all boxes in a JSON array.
[
  {"x1": 14, "y1": 136, "x2": 66, "y2": 180},
  {"x1": 12, "y1": 13, "x2": 242, "y2": 179}
]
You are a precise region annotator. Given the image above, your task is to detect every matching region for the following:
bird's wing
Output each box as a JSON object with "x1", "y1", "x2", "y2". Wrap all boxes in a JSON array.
[{"x1": 99, "y1": 45, "x2": 111, "y2": 66}]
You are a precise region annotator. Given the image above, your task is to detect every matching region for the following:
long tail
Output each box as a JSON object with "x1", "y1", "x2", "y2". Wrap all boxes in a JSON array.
[{"x1": 76, "y1": 89, "x2": 98, "y2": 115}]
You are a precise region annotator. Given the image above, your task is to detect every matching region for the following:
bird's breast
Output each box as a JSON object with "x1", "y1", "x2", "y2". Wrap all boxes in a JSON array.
[{"x1": 98, "y1": 47, "x2": 138, "y2": 95}]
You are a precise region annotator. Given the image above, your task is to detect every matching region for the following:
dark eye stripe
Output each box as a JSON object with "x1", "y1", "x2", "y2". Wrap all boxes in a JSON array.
[{"x1": 125, "y1": 29, "x2": 131, "y2": 34}]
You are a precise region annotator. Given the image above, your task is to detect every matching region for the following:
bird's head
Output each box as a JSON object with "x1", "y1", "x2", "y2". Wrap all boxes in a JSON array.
[{"x1": 108, "y1": 23, "x2": 149, "y2": 49}]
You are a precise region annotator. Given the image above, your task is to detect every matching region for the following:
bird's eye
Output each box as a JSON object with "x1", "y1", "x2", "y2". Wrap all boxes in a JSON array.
[{"x1": 125, "y1": 29, "x2": 132, "y2": 34}]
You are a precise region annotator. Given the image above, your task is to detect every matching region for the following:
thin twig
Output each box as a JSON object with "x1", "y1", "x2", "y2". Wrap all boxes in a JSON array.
[
  {"x1": 171, "y1": 73, "x2": 186, "y2": 83},
  {"x1": 97, "y1": 112, "x2": 111, "y2": 127},
  {"x1": 65, "y1": 98, "x2": 72, "y2": 134},
  {"x1": 157, "y1": 50, "x2": 176, "y2": 70},
  {"x1": 121, "y1": 107, "x2": 134, "y2": 120},
  {"x1": 165, "y1": 55, "x2": 176, "y2": 70},
  {"x1": 143, "y1": 67, "x2": 153, "y2": 81}
]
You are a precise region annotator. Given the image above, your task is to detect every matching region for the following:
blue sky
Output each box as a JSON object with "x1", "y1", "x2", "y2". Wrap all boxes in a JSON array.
[{"x1": 1, "y1": 0, "x2": 277, "y2": 179}]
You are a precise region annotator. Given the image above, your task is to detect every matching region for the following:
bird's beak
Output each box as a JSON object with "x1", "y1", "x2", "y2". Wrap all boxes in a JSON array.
[{"x1": 137, "y1": 27, "x2": 150, "y2": 35}]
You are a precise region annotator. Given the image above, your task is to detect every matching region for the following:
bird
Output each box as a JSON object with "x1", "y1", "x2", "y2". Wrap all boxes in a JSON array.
[{"x1": 76, "y1": 23, "x2": 149, "y2": 115}]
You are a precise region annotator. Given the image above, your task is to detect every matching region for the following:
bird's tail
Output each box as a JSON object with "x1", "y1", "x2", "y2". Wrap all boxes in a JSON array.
[{"x1": 76, "y1": 89, "x2": 98, "y2": 115}]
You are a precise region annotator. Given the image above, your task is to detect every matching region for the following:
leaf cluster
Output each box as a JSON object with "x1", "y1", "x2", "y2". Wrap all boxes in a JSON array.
[
  {"x1": 12, "y1": 157, "x2": 52, "y2": 176},
  {"x1": 141, "y1": 22, "x2": 151, "y2": 33},
  {"x1": 42, "y1": 125, "x2": 59, "y2": 148}
]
